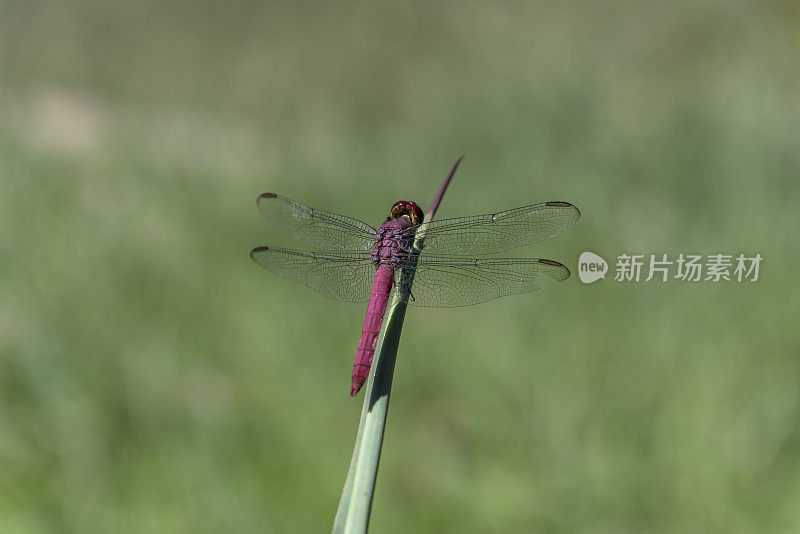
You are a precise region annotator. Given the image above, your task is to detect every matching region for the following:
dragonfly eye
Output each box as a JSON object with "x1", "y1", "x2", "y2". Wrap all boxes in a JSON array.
[
  {"x1": 407, "y1": 201, "x2": 423, "y2": 225},
  {"x1": 390, "y1": 200, "x2": 423, "y2": 225},
  {"x1": 389, "y1": 203, "x2": 405, "y2": 220}
]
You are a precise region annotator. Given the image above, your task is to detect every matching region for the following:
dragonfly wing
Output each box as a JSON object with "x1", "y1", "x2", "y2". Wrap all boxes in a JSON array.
[
  {"x1": 405, "y1": 201, "x2": 580, "y2": 255},
  {"x1": 251, "y1": 247, "x2": 375, "y2": 302},
  {"x1": 396, "y1": 255, "x2": 570, "y2": 307},
  {"x1": 257, "y1": 194, "x2": 377, "y2": 251}
]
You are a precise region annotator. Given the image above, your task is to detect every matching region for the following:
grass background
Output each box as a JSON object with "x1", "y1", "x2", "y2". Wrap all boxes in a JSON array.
[{"x1": 1, "y1": 1, "x2": 798, "y2": 532}]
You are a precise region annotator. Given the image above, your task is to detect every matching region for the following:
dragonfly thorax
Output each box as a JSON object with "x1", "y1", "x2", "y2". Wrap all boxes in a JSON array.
[{"x1": 371, "y1": 218, "x2": 414, "y2": 267}]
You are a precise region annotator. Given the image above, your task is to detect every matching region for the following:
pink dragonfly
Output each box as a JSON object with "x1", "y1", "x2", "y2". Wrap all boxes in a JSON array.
[{"x1": 251, "y1": 193, "x2": 580, "y2": 396}]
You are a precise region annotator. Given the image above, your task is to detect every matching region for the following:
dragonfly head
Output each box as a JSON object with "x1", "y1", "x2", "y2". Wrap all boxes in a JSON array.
[{"x1": 389, "y1": 200, "x2": 423, "y2": 225}]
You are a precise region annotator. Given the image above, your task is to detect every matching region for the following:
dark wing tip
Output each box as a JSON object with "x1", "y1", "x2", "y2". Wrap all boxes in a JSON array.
[
  {"x1": 257, "y1": 193, "x2": 278, "y2": 205},
  {"x1": 538, "y1": 258, "x2": 571, "y2": 280},
  {"x1": 256, "y1": 193, "x2": 274, "y2": 208},
  {"x1": 545, "y1": 200, "x2": 581, "y2": 219},
  {"x1": 537, "y1": 258, "x2": 563, "y2": 267},
  {"x1": 250, "y1": 246, "x2": 269, "y2": 260}
]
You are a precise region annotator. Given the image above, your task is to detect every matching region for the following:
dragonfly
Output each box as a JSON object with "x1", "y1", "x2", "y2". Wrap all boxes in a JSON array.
[{"x1": 251, "y1": 193, "x2": 580, "y2": 396}]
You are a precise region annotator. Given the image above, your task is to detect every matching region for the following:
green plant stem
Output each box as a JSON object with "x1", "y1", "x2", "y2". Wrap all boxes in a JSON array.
[
  {"x1": 332, "y1": 158, "x2": 461, "y2": 534},
  {"x1": 332, "y1": 284, "x2": 409, "y2": 533}
]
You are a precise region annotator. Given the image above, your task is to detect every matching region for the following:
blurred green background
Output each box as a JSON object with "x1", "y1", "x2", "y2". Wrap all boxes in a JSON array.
[{"x1": 1, "y1": 1, "x2": 798, "y2": 532}]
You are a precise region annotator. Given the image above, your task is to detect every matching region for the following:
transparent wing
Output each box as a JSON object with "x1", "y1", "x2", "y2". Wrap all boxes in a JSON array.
[
  {"x1": 257, "y1": 193, "x2": 377, "y2": 251},
  {"x1": 250, "y1": 247, "x2": 375, "y2": 302},
  {"x1": 395, "y1": 255, "x2": 570, "y2": 307},
  {"x1": 402, "y1": 201, "x2": 580, "y2": 255}
]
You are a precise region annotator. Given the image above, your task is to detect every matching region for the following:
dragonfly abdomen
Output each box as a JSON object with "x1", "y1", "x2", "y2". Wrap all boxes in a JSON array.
[
  {"x1": 352, "y1": 264, "x2": 395, "y2": 396},
  {"x1": 352, "y1": 217, "x2": 416, "y2": 396}
]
